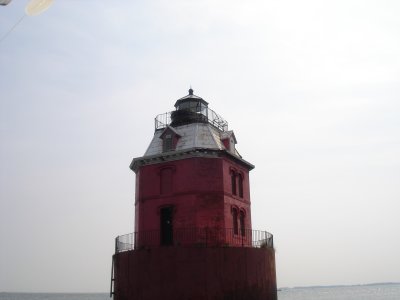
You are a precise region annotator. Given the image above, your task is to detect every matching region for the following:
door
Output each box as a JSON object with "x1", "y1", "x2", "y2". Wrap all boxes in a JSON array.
[{"x1": 160, "y1": 207, "x2": 173, "y2": 246}]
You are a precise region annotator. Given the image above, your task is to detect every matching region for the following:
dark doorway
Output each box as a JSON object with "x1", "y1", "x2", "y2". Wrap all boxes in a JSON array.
[{"x1": 160, "y1": 207, "x2": 173, "y2": 246}]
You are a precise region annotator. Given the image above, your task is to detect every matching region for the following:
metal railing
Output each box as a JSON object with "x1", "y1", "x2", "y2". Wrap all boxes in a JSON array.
[
  {"x1": 115, "y1": 228, "x2": 273, "y2": 253},
  {"x1": 155, "y1": 107, "x2": 228, "y2": 132}
]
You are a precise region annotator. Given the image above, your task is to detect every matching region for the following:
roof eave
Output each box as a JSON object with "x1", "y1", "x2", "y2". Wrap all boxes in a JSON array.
[{"x1": 130, "y1": 148, "x2": 254, "y2": 173}]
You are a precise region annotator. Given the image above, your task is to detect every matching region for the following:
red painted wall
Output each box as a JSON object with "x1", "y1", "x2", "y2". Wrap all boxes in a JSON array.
[
  {"x1": 221, "y1": 158, "x2": 251, "y2": 231},
  {"x1": 114, "y1": 247, "x2": 277, "y2": 300},
  {"x1": 134, "y1": 156, "x2": 252, "y2": 246}
]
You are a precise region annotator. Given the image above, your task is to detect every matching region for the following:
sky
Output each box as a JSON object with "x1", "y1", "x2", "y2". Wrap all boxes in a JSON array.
[{"x1": 0, "y1": 0, "x2": 399, "y2": 293}]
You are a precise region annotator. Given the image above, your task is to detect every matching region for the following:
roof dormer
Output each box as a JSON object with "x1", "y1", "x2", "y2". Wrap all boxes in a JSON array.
[
  {"x1": 159, "y1": 126, "x2": 181, "y2": 152},
  {"x1": 221, "y1": 130, "x2": 237, "y2": 154}
]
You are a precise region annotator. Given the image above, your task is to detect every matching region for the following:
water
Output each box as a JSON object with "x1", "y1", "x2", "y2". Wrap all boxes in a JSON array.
[
  {"x1": 278, "y1": 283, "x2": 400, "y2": 300},
  {"x1": 0, "y1": 294, "x2": 109, "y2": 300},
  {"x1": 1, "y1": 284, "x2": 400, "y2": 300}
]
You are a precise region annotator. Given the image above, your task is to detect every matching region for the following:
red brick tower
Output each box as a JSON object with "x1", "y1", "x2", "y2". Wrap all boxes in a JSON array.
[{"x1": 111, "y1": 89, "x2": 277, "y2": 300}]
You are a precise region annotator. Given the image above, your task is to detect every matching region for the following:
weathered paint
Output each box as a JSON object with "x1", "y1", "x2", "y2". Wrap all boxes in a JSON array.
[{"x1": 114, "y1": 247, "x2": 277, "y2": 300}]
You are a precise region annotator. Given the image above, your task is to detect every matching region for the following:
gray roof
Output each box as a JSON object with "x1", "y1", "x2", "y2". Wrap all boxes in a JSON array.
[{"x1": 144, "y1": 123, "x2": 240, "y2": 157}]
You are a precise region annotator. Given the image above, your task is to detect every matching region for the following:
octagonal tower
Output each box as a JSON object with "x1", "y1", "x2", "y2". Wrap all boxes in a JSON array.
[{"x1": 111, "y1": 89, "x2": 277, "y2": 300}]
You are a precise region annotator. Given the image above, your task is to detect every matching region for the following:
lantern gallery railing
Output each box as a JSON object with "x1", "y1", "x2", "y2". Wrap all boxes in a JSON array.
[
  {"x1": 114, "y1": 228, "x2": 273, "y2": 253},
  {"x1": 155, "y1": 107, "x2": 228, "y2": 132}
]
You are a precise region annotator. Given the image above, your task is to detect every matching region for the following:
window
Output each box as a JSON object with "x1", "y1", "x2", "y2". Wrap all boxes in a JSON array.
[
  {"x1": 178, "y1": 100, "x2": 202, "y2": 113},
  {"x1": 160, "y1": 168, "x2": 173, "y2": 195},
  {"x1": 238, "y1": 173, "x2": 243, "y2": 198},
  {"x1": 160, "y1": 127, "x2": 181, "y2": 152},
  {"x1": 231, "y1": 172, "x2": 237, "y2": 195},
  {"x1": 163, "y1": 134, "x2": 173, "y2": 152},
  {"x1": 232, "y1": 208, "x2": 238, "y2": 235},
  {"x1": 239, "y1": 211, "x2": 245, "y2": 236}
]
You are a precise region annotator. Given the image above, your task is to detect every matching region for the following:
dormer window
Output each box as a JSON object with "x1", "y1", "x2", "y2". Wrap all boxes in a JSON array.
[
  {"x1": 160, "y1": 126, "x2": 181, "y2": 153},
  {"x1": 221, "y1": 131, "x2": 237, "y2": 154},
  {"x1": 163, "y1": 134, "x2": 173, "y2": 152}
]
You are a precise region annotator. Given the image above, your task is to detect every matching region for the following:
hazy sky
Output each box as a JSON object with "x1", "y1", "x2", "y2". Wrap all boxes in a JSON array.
[{"x1": 1, "y1": 0, "x2": 399, "y2": 293}]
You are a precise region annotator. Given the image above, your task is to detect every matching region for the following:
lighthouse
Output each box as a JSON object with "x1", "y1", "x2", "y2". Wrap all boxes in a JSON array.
[{"x1": 111, "y1": 89, "x2": 277, "y2": 300}]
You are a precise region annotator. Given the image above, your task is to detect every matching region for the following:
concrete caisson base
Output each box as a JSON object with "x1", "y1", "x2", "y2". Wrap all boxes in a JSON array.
[{"x1": 113, "y1": 247, "x2": 277, "y2": 300}]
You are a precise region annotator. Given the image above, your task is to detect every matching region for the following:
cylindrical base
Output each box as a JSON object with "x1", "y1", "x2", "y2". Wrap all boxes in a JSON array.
[{"x1": 113, "y1": 247, "x2": 277, "y2": 300}]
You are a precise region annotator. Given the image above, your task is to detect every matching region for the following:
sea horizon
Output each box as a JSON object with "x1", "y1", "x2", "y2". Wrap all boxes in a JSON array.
[
  {"x1": 280, "y1": 281, "x2": 400, "y2": 289},
  {"x1": 2, "y1": 283, "x2": 400, "y2": 300},
  {"x1": 2, "y1": 281, "x2": 399, "y2": 293}
]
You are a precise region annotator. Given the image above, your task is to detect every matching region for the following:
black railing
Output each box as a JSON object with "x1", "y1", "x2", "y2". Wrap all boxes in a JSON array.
[
  {"x1": 115, "y1": 228, "x2": 273, "y2": 253},
  {"x1": 155, "y1": 108, "x2": 228, "y2": 132}
]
